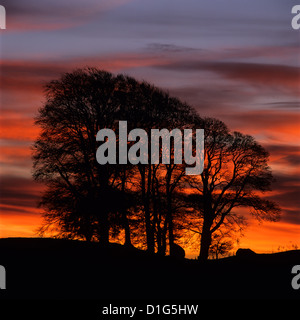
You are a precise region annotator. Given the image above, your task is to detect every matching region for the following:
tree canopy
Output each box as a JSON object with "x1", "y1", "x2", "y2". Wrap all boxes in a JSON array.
[{"x1": 33, "y1": 68, "x2": 280, "y2": 260}]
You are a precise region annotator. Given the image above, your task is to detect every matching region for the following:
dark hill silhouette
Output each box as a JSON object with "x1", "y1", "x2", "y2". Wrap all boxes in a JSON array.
[{"x1": 0, "y1": 238, "x2": 299, "y2": 299}]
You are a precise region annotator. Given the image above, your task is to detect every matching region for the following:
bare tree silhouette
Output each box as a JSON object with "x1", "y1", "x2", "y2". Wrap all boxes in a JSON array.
[
  {"x1": 33, "y1": 68, "x2": 280, "y2": 259},
  {"x1": 33, "y1": 69, "x2": 132, "y2": 245},
  {"x1": 187, "y1": 117, "x2": 281, "y2": 261},
  {"x1": 33, "y1": 68, "x2": 197, "y2": 253}
]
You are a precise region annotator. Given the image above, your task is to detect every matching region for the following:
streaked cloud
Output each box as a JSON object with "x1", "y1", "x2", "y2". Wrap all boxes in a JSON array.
[
  {"x1": 2, "y1": 0, "x2": 134, "y2": 31},
  {"x1": 0, "y1": 0, "x2": 299, "y2": 251}
]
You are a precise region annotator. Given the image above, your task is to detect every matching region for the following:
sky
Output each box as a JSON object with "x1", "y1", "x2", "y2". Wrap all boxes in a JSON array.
[{"x1": 0, "y1": 0, "x2": 299, "y2": 254}]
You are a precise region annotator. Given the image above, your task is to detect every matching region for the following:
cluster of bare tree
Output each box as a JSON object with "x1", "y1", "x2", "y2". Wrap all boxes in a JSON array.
[{"x1": 33, "y1": 68, "x2": 280, "y2": 260}]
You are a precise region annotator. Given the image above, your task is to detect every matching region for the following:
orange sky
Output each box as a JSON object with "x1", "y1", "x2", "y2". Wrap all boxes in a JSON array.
[{"x1": 0, "y1": 0, "x2": 299, "y2": 256}]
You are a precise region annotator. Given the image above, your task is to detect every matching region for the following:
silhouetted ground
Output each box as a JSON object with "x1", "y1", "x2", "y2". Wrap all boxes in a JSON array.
[{"x1": 0, "y1": 238, "x2": 299, "y2": 299}]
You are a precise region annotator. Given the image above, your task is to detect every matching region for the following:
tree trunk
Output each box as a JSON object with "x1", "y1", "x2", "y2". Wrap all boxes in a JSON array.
[
  {"x1": 165, "y1": 170, "x2": 175, "y2": 256},
  {"x1": 146, "y1": 223, "x2": 155, "y2": 254},
  {"x1": 84, "y1": 232, "x2": 92, "y2": 242},
  {"x1": 198, "y1": 218, "x2": 212, "y2": 261},
  {"x1": 123, "y1": 212, "x2": 132, "y2": 247},
  {"x1": 198, "y1": 175, "x2": 214, "y2": 261},
  {"x1": 141, "y1": 166, "x2": 155, "y2": 254},
  {"x1": 97, "y1": 170, "x2": 110, "y2": 246},
  {"x1": 98, "y1": 216, "x2": 110, "y2": 246},
  {"x1": 160, "y1": 227, "x2": 167, "y2": 256},
  {"x1": 120, "y1": 173, "x2": 132, "y2": 247},
  {"x1": 98, "y1": 202, "x2": 110, "y2": 246},
  {"x1": 168, "y1": 215, "x2": 175, "y2": 256}
]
